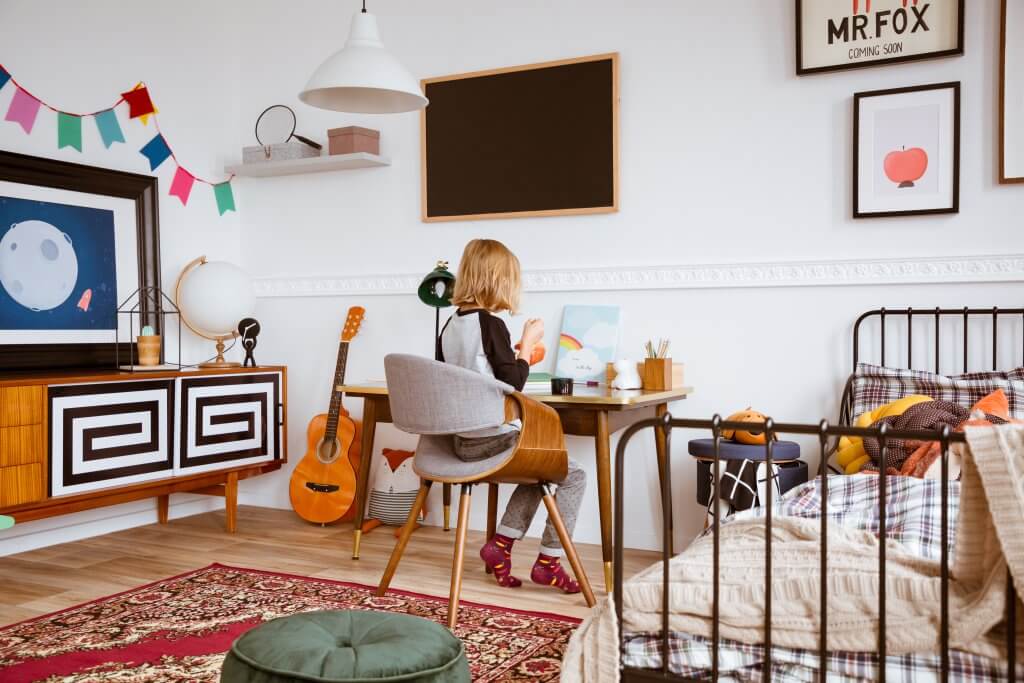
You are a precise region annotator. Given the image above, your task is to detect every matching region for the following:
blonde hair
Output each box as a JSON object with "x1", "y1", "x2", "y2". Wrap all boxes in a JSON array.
[{"x1": 451, "y1": 239, "x2": 522, "y2": 314}]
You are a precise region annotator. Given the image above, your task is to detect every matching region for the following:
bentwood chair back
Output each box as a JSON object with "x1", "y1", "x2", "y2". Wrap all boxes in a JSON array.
[{"x1": 376, "y1": 354, "x2": 595, "y2": 627}]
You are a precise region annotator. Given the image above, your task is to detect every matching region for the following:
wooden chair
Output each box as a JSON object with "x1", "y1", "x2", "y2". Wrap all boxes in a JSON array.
[{"x1": 376, "y1": 354, "x2": 596, "y2": 628}]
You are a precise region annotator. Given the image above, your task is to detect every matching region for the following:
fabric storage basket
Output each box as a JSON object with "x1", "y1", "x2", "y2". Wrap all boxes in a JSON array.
[{"x1": 242, "y1": 141, "x2": 320, "y2": 164}]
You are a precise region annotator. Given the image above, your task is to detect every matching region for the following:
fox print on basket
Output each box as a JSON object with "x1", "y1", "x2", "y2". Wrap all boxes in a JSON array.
[{"x1": 366, "y1": 449, "x2": 420, "y2": 527}]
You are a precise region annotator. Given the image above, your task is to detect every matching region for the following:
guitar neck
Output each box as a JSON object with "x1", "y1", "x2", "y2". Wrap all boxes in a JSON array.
[{"x1": 324, "y1": 341, "x2": 349, "y2": 441}]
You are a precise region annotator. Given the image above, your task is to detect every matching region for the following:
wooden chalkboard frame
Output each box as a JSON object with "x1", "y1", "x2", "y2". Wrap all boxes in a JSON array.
[{"x1": 420, "y1": 53, "x2": 619, "y2": 222}]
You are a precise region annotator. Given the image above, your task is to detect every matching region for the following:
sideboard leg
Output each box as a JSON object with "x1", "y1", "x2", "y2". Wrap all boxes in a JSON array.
[
  {"x1": 225, "y1": 472, "x2": 238, "y2": 533},
  {"x1": 157, "y1": 494, "x2": 169, "y2": 524}
]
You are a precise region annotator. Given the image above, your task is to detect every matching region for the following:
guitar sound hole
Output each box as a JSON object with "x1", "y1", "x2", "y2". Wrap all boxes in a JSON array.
[
  {"x1": 317, "y1": 438, "x2": 340, "y2": 464},
  {"x1": 305, "y1": 482, "x2": 340, "y2": 493}
]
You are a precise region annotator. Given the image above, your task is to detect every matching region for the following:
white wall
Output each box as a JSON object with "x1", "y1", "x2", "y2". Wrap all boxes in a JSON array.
[
  {"x1": 0, "y1": 0, "x2": 246, "y2": 553},
  {"x1": 235, "y1": 0, "x2": 1024, "y2": 551},
  {"x1": 2, "y1": 0, "x2": 1022, "y2": 555}
]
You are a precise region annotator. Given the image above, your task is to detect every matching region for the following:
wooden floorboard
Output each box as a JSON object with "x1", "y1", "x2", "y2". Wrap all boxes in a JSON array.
[{"x1": 0, "y1": 505, "x2": 660, "y2": 626}]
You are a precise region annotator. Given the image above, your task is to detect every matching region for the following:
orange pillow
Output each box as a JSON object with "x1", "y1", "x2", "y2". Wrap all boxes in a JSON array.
[{"x1": 971, "y1": 389, "x2": 1010, "y2": 421}]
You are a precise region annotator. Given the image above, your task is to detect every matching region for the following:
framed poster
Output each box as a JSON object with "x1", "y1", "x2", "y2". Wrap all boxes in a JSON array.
[
  {"x1": 0, "y1": 151, "x2": 161, "y2": 370},
  {"x1": 1001, "y1": 0, "x2": 1024, "y2": 183},
  {"x1": 796, "y1": 0, "x2": 964, "y2": 75},
  {"x1": 853, "y1": 82, "x2": 960, "y2": 218}
]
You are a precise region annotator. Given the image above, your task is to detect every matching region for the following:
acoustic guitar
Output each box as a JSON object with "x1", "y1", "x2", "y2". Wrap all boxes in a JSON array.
[{"x1": 289, "y1": 307, "x2": 365, "y2": 524}]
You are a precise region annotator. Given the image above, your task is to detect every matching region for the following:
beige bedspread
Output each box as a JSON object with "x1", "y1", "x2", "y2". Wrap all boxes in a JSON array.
[{"x1": 561, "y1": 424, "x2": 1024, "y2": 682}]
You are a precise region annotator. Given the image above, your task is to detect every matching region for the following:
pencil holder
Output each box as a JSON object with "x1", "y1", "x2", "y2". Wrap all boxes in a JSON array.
[
  {"x1": 643, "y1": 358, "x2": 672, "y2": 391},
  {"x1": 137, "y1": 335, "x2": 161, "y2": 366}
]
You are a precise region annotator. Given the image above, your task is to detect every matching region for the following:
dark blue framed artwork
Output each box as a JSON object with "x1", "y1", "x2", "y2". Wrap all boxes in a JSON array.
[
  {"x1": 0, "y1": 196, "x2": 118, "y2": 330},
  {"x1": 0, "y1": 151, "x2": 161, "y2": 371}
]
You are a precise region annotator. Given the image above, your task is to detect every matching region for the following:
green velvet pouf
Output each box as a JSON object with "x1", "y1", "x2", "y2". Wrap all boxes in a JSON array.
[{"x1": 220, "y1": 610, "x2": 470, "y2": 683}]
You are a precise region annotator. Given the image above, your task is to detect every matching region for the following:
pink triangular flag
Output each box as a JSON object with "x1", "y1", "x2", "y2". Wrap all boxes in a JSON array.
[
  {"x1": 5, "y1": 88, "x2": 41, "y2": 134},
  {"x1": 169, "y1": 167, "x2": 195, "y2": 205}
]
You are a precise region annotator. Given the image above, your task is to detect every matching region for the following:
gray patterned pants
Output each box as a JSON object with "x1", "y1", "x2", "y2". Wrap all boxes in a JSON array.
[{"x1": 496, "y1": 459, "x2": 586, "y2": 556}]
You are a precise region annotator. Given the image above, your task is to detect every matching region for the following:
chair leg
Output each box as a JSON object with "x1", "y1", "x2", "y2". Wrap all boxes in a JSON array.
[
  {"x1": 448, "y1": 483, "x2": 473, "y2": 629},
  {"x1": 484, "y1": 482, "x2": 498, "y2": 573},
  {"x1": 442, "y1": 483, "x2": 452, "y2": 531},
  {"x1": 377, "y1": 480, "x2": 432, "y2": 596},
  {"x1": 541, "y1": 487, "x2": 596, "y2": 608}
]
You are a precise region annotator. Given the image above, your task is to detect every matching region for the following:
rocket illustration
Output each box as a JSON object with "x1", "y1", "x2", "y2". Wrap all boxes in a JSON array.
[{"x1": 77, "y1": 289, "x2": 92, "y2": 312}]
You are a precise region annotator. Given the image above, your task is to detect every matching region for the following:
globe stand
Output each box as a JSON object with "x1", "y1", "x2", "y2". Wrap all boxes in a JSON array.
[
  {"x1": 201, "y1": 335, "x2": 240, "y2": 369},
  {"x1": 175, "y1": 255, "x2": 254, "y2": 369}
]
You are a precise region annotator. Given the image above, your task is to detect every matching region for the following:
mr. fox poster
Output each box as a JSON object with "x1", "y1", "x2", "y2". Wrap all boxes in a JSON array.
[{"x1": 798, "y1": 0, "x2": 963, "y2": 74}]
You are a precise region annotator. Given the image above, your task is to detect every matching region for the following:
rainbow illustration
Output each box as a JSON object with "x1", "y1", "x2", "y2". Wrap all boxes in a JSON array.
[{"x1": 559, "y1": 333, "x2": 583, "y2": 352}]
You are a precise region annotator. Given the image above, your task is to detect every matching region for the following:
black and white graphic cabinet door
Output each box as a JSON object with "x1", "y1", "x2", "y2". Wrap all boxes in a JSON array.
[
  {"x1": 178, "y1": 373, "x2": 281, "y2": 474},
  {"x1": 49, "y1": 380, "x2": 175, "y2": 497}
]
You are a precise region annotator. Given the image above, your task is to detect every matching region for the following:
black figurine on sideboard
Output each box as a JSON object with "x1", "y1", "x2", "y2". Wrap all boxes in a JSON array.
[{"x1": 238, "y1": 318, "x2": 261, "y2": 367}]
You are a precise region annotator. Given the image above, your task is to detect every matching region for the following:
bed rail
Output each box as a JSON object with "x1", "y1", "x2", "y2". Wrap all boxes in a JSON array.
[{"x1": 613, "y1": 415, "x2": 1018, "y2": 683}]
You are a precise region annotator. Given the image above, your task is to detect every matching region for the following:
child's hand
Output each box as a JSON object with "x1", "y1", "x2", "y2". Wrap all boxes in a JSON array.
[{"x1": 520, "y1": 318, "x2": 544, "y2": 348}]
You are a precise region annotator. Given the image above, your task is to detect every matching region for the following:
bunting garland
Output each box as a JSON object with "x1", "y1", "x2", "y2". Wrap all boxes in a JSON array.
[{"x1": 0, "y1": 64, "x2": 234, "y2": 216}]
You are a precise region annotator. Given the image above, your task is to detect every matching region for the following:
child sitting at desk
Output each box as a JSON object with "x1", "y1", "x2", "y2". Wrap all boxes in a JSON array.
[{"x1": 437, "y1": 238, "x2": 585, "y2": 594}]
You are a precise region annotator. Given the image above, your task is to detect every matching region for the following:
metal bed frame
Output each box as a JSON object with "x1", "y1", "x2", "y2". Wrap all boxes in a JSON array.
[{"x1": 614, "y1": 307, "x2": 1024, "y2": 682}]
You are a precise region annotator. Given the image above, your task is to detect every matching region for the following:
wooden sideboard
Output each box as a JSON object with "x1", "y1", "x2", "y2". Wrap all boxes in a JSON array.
[{"x1": 0, "y1": 366, "x2": 287, "y2": 532}]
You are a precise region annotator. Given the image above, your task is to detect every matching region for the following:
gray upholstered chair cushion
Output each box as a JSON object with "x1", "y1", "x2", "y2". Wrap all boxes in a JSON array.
[
  {"x1": 413, "y1": 434, "x2": 516, "y2": 480},
  {"x1": 384, "y1": 354, "x2": 514, "y2": 435}
]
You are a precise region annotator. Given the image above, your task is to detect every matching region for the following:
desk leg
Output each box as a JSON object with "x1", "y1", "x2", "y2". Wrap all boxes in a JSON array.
[
  {"x1": 655, "y1": 403, "x2": 674, "y2": 556},
  {"x1": 594, "y1": 410, "x2": 614, "y2": 591},
  {"x1": 352, "y1": 398, "x2": 378, "y2": 559}
]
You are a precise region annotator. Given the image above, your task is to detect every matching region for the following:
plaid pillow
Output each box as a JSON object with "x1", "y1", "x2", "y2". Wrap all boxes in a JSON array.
[{"x1": 851, "y1": 363, "x2": 1024, "y2": 419}]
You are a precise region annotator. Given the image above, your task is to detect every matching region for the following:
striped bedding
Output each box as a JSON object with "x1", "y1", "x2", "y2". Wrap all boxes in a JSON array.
[{"x1": 621, "y1": 475, "x2": 1023, "y2": 682}]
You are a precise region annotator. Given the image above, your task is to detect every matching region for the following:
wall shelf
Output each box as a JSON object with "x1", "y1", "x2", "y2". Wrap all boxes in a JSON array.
[{"x1": 225, "y1": 152, "x2": 390, "y2": 178}]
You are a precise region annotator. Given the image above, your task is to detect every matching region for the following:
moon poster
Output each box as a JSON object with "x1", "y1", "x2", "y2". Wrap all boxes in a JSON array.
[
  {"x1": 854, "y1": 82, "x2": 960, "y2": 218},
  {"x1": 0, "y1": 195, "x2": 117, "y2": 331}
]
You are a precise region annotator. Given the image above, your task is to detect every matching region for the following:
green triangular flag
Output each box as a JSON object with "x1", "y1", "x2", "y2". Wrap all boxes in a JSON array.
[
  {"x1": 57, "y1": 112, "x2": 82, "y2": 152},
  {"x1": 213, "y1": 181, "x2": 235, "y2": 215}
]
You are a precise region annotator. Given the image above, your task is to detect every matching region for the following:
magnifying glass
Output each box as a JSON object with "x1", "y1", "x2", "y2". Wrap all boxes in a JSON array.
[{"x1": 255, "y1": 105, "x2": 322, "y2": 157}]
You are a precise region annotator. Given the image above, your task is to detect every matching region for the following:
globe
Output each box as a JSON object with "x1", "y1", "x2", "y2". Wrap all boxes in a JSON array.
[{"x1": 176, "y1": 258, "x2": 255, "y2": 339}]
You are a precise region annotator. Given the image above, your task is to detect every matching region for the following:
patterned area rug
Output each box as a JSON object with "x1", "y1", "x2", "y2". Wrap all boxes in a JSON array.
[{"x1": 0, "y1": 563, "x2": 580, "y2": 682}]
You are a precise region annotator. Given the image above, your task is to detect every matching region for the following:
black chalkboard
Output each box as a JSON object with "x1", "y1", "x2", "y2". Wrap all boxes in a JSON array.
[{"x1": 421, "y1": 53, "x2": 618, "y2": 222}]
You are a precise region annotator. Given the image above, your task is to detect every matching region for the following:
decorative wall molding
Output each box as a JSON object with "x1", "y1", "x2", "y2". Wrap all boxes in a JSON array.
[{"x1": 253, "y1": 254, "x2": 1024, "y2": 298}]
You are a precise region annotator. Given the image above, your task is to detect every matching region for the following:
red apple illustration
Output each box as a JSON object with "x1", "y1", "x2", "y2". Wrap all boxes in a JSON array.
[{"x1": 884, "y1": 146, "x2": 929, "y2": 188}]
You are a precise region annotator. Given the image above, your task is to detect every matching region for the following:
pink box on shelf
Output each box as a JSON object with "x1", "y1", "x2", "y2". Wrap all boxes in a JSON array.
[{"x1": 327, "y1": 126, "x2": 380, "y2": 155}]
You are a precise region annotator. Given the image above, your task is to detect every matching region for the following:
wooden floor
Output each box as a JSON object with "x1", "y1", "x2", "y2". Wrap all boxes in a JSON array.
[{"x1": 0, "y1": 505, "x2": 660, "y2": 627}]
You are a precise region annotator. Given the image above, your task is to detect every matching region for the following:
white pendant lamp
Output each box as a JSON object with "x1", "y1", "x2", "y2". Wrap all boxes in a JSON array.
[{"x1": 299, "y1": 1, "x2": 427, "y2": 114}]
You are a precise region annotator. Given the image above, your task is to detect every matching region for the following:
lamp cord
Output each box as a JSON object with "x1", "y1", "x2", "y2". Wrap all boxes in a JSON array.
[{"x1": 361, "y1": 0, "x2": 366, "y2": 13}]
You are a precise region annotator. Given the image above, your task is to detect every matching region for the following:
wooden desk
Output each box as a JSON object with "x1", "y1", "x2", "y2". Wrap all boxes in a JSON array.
[{"x1": 339, "y1": 381, "x2": 692, "y2": 589}]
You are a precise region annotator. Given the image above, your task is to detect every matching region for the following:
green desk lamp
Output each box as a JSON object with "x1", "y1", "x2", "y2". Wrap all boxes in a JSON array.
[
  {"x1": 418, "y1": 260, "x2": 456, "y2": 532},
  {"x1": 418, "y1": 260, "x2": 455, "y2": 361}
]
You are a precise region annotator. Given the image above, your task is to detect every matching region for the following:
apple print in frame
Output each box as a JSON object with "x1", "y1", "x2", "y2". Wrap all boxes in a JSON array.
[{"x1": 854, "y1": 81, "x2": 960, "y2": 218}]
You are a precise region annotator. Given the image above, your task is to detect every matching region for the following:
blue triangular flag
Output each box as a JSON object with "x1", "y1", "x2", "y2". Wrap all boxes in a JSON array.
[
  {"x1": 139, "y1": 134, "x2": 171, "y2": 170},
  {"x1": 0, "y1": 67, "x2": 9, "y2": 92},
  {"x1": 94, "y1": 109, "x2": 125, "y2": 149}
]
